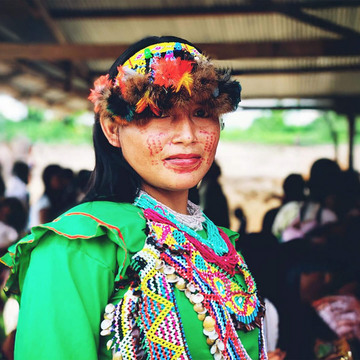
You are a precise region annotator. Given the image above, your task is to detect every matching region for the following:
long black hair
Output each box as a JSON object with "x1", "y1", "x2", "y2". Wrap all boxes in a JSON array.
[{"x1": 84, "y1": 36, "x2": 202, "y2": 203}]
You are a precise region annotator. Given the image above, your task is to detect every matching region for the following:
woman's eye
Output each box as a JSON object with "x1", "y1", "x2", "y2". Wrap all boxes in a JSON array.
[{"x1": 193, "y1": 108, "x2": 209, "y2": 118}]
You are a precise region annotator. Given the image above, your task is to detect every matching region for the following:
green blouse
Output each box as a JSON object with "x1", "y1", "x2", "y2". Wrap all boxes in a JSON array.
[{"x1": 2, "y1": 201, "x2": 260, "y2": 360}]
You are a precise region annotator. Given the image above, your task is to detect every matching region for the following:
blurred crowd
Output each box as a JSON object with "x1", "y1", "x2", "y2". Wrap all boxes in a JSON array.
[
  {"x1": 234, "y1": 158, "x2": 360, "y2": 360},
  {"x1": 0, "y1": 156, "x2": 360, "y2": 359},
  {"x1": 0, "y1": 161, "x2": 91, "y2": 359},
  {"x1": 0, "y1": 161, "x2": 92, "y2": 242}
]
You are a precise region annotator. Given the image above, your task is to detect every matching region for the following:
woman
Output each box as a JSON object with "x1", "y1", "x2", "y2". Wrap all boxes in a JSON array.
[{"x1": 2, "y1": 36, "x2": 267, "y2": 360}]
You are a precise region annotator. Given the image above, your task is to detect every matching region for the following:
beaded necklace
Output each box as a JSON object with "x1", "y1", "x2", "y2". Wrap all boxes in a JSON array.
[
  {"x1": 134, "y1": 191, "x2": 229, "y2": 256},
  {"x1": 100, "y1": 207, "x2": 267, "y2": 360}
]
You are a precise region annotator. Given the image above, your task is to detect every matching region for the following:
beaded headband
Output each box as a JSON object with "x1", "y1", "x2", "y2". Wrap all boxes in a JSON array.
[{"x1": 88, "y1": 41, "x2": 241, "y2": 125}]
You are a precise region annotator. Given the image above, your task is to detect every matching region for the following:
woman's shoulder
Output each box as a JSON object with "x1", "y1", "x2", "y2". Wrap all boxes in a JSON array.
[
  {"x1": 27, "y1": 201, "x2": 146, "y2": 248},
  {"x1": 24, "y1": 201, "x2": 145, "y2": 245},
  {"x1": 48, "y1": 201, "x2": 146, "y2": 236},
  {"x1": 1, "y1": 201, "x2": 147, "y2": 295}
]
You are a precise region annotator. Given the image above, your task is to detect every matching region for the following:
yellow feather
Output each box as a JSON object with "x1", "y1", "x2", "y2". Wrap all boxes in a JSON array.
[
  {"x1": 135, "y1": 90, "x2": 160, "y2": 115},
  {"x1": 175, "y1": 72, "x2": 193, "y2": 95},
  {"x1": 135, "y1": 90, "x2": 150, "y2": 113}
]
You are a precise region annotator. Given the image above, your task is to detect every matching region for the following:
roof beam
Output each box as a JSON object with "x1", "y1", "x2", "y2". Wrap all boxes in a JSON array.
[
  {"x1": 29, "y1": 0, "x2": 92, "y2": 87},
  {"x1": 47, "y1": 2, "x2": 360, "y2": 19},
  {"x1": 31, "y1": 0, "x2": 67, "y2": 44},
  {"x1": 232, "y1": 64, "x2": 360, "y2": 76},
  {"x1": 278, "y1": 8, "x2": 360, "y2": 39},
  {"x1": 1, "y1": 39, "x2": 360, "y2": 61}
]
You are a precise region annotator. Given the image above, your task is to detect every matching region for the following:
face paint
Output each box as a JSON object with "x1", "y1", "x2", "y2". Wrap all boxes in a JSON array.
[{"x1": 118, "y1": 103, "x2": 220, "y2": 196}]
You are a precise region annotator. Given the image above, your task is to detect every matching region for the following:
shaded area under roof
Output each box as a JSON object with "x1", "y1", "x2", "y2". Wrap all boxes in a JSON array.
[{"x1": 0, "y1": 0, "x2": 360, "y2": 114}]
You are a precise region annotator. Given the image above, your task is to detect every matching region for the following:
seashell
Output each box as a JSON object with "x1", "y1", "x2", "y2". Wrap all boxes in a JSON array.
[
  {"x1": 155, "y1": 259, "x2": 164, "y2": 270},
  {"x1": 191, "y1": 293, "x2": 204, "y2": 304},
  {"x1": 193, "y1": 303, "x2": 205, "y2": 313},
  {"x1": 163, "y1": 265, "x2": 175, "y2": 274},
  {"x1": 198, "y1": 313, "x2": 206, "y2": 321},
  {"x1": 204, "y1": 326, "x2": 215, "y2": 332},
  {"x1": 185, "y1": 290, "x2": 192, "y2": 299},
  {"x1": 101, "y1": 319, "x2": 112, "y2": 330},
  {"x1": 113, "y1": 352, "x2": 123, "y2": 360},
  {"x1": 207, "y1": 338, "x2": 215, "y2": 346},
  {"x1": 105, "y1": 303, "x2": 115, "y2": 314},
  {"x1": 203, "y1": 328, "x2": 217, "y2": 337},
  {"x1": 186, "y1": 283, "x2": 196, "y2": 293},
  {"x1": 106, "y1": 339, "x2": 113, "y2": 350},
  {"x1": 166, "y1": 274, "x2": 179, "y2": 283},
  {"x1": 203, "y1": 316, "x2": 216, "y2": 329},
  {"x1": 100, "y1": 329, "x2": 111, "y2": 336},
  {"x1": 210, "y1": 344, "x2": 217, "y2": 355},
  {"x1": 104, "y1": 312, "x2": 114, "y2": 320},
  {"x1": 208, "y1": 331, "x2": 219, "y2": 341},
  {"x1": 216, "y1": 339, "x2": 225, "y2": 352},
  {"x1": 175, "y1": 278, "x2": 186, "y2": 290},
  {"x1": 214, "y1": 352, "x2": 222, "y2": 360}
]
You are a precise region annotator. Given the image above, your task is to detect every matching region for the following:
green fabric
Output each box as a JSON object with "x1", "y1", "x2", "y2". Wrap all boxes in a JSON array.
[{"x1": 3, "y1": 201, "x2": 260, "y2": 360}]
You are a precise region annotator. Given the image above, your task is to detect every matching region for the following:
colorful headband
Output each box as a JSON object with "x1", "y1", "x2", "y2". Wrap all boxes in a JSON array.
[{"x1": 88, "y1": 41, "x2": 241, "y2": 124}]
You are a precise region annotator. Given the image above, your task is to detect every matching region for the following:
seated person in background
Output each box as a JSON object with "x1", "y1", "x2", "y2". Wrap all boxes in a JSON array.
[
  {"x1": 198, "y1": 160, "x2": 230, "y2": 228},
  {"x1": 75, "y1": 169, "x2": 92, "y2": 203},
  {"x1": 262, "y1": 173, "x2": 305, "y2": 234},
  {"x1": 277, "y1": 231, "x2": 360, "y2": 359},
  {"x1": 5, "y1": 161, "x2": 30, "y2": 211},
  {"x1": 272, "y1": 159, "x2": 340, "y2": 242},
  {"x1": 29, "y1": 164, "x2": 65, "y2": 227},
  {"x1": 0, "y1": 198, "x2": 27, "y2": 253}
]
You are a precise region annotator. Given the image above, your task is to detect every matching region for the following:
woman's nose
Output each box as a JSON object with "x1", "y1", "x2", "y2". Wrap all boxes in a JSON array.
[{"x1": 171, "y1": 115, "x2": 197, "y2": 145}]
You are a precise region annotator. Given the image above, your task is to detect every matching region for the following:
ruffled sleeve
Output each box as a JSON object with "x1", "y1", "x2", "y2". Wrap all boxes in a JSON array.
[
  {"x1": 1, "y1": 201, "x2": 146, "y2": 297},
  {"x1": 0, "y1": 201, "x2": 147, "y2": 360}
]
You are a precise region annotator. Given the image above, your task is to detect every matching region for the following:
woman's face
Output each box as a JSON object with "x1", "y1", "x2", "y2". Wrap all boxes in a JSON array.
[{"x1": 118, "y1": 103, "x2": 220, "y2": 196}]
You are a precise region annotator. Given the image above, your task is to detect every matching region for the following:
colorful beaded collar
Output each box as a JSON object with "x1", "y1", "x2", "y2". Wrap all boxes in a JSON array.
[
  {"x1": 88, "y1": 41, "x2": 241, "y2": 124},
  {"x1": 100, "y1": 203, "x2": 266, "y2": 360}
]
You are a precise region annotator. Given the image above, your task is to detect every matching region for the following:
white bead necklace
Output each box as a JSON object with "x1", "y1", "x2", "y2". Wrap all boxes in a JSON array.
[{"x1": 137, "y1": 190, "x2": 205, "y2": 231}]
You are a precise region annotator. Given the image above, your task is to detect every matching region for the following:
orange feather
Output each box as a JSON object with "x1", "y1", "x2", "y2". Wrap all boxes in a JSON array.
[{"x1": 135, "y1": 90, "x2": 160, "y2": 115}]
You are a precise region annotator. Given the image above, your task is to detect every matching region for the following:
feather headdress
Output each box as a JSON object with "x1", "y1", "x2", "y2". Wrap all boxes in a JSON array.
[{"x1": 88, "y1": 41, "x2": 241, "y2": 123}]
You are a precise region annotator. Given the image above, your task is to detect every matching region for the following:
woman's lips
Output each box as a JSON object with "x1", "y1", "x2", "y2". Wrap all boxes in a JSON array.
[{"x1": 164, "y1": 154, "x2": 202, "y2": 170}]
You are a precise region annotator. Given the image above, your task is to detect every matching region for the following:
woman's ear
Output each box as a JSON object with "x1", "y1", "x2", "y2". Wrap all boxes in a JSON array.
[{"x1": 99, "y1": 116, "x2": 121, "y2": 148}]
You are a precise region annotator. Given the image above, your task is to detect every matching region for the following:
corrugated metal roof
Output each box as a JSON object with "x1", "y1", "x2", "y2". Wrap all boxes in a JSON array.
[
  {"x1": 216, "y1": 56, "x2": 360, "y2": 70},
  {"x1": 58, "y1": 13, "x2": 339, "y2": 45},
  {"x1": 1, "y1": 0, "x2": 360, "y2": 110},
  {"x1": 239, "y1": 71, "x2": 360, "y2": 98},
  {"x1": 305, "y1": 7, "x2": 360, "y2": 33}
]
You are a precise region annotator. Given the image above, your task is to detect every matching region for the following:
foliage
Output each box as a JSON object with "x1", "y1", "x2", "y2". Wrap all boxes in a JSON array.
[
  {"x1": 221, "y1": 110, "x2": 358, "y2": 145},
  {"x1": 0, "y1": 109, "x2": 92, "y2": 144},
  {"x1": 0, "y1": 107, "x2": 358, "y2": 146}
]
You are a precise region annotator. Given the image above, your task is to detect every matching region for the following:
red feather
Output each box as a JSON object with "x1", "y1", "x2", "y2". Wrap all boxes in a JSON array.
[{"x1": 152, "y1": 58, "x2": 194, "y2": 92}]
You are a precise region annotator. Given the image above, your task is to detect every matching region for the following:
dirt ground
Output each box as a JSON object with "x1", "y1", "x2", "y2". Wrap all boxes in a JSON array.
[{"x1": 1, "y1": 140, "x2": 358, "y2": 232}]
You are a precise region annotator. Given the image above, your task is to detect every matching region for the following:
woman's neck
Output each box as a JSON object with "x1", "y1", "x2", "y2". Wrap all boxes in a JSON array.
[{"x1": 141, "y1": 185, "x2": 189, "y2": 214}]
